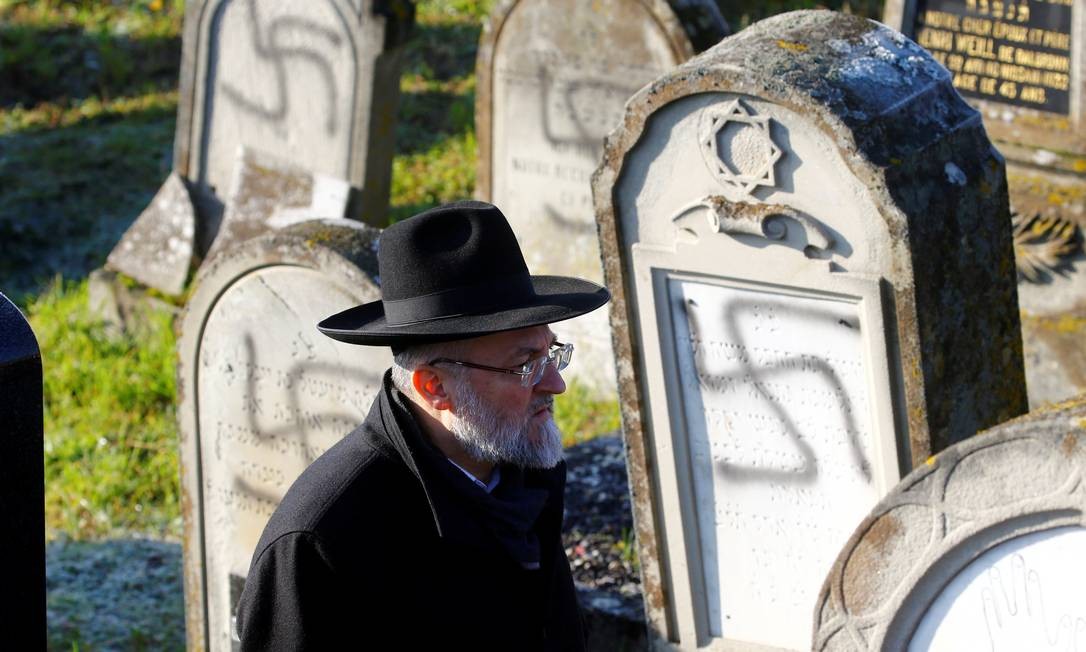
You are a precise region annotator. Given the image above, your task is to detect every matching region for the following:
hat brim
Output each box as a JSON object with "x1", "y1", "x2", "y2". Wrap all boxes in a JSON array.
[{"x1": 317, "y1": 275, "x2": 611, "y2": 346}]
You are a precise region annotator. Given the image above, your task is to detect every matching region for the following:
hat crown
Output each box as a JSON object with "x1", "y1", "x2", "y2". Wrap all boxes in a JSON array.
[{"x1": 378, "y1": 201, "x2": 529, "y2": 302}]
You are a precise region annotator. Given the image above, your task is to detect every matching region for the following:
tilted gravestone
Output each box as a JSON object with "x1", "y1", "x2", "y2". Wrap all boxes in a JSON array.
[
  {"x1": 475, "y1": 0, "x2": 729, "y2": 395},
  {"x1": 174, "y1": 0, "x2": 414, "y2": 253},
  {"x1": 0, "y1": 292, "x2": 44, "y2": 650},
  {"x1": 592, "y1": 11, "x2": 1028, "y2": 650},
  {"x1": 106, "y1": 172, "x2": 197, "y2": 297},
  {"x1": 177, "y1": 220, "x2": 391, "y2": 651},
  {"x1": 884, "y1": 0, "x2": 1086, "y2": 406},
  {"x1": 815, "y1": 397, "x2": 1086, "y2": 651}
]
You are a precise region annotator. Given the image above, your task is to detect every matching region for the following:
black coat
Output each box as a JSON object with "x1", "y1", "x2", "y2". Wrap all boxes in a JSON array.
[{"x1": 235, "y1": 372, "x2": 585, "y2": 650}]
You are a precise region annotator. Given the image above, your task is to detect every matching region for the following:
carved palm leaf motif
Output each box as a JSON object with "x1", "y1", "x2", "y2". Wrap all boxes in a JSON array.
[
  {"x1": 1012, "y1": 211, "x2": 1082, "y2": 283},
  {"x1": 698, "y1": 100, "x2": 782, "y2": 196}
]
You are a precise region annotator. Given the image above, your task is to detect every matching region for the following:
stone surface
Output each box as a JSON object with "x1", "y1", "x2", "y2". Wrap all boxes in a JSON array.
[
  {"x1": 884, "y1": 0, "x2": 1086, "y2": 407},
  {"x1": 173, "y1": 0, "x2": 414, "y2": 252},
  {"x1": 911, "y1": 527, "x2": 1086, "y2": 650},
  {"x1": 475, "y1": 0, "x2": 728, "y2": 396},
  {"x1": 592, "y1": 11, "x2": 1028, "y2": 649},
  {"x1": 204, "y1": 146, "x2": 353, "y2": 263},
  {"x1": 815, "y1": 396, "x2": 1086, "y2": 651},
  {"x1": 87, "y1": 268, "x2": 182, "y2": 338},
  {"x1": 176, "y1": 219, "x2": 390, "y2": 652},
  {"x1": 0, "y1": 292, "x2": 45, "y2": 650},
  {"x1": 105, "y1": 172, "x2": 196, "y2": 297}
]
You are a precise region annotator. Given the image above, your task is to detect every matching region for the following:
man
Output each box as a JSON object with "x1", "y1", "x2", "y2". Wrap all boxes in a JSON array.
[{"x1": 235, "y1": 201, "x2": 610, "y2": 650}]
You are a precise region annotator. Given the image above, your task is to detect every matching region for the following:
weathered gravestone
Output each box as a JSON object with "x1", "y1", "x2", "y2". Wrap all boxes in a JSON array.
[
  {"x1": 592, "y1": 11, "x2": 1028, "y2": 650},
  {"x1": 106, "y1": 172, "x2": 197, "y2": 297},
  {"x1": 177, "y1": 220, "x2": 391, "y2": 651},
  {"x1": 174, "y1": 0, "x2": 414, "y2": 253},
  {"x1": 0, "y1": 293, "x2": 44, "y2": 650},
  {"x1": 203, "y1": 146, "x2": 354, "y2": 263},
  {"x1": 884, "y1": 0, "x2": 1086, "y2": 406},
  {"x1": 814, "y1": 396, "x2": 1086, "y2": 651},
  {"x1": 475, "y1": 0, "x2": 729, "y2": 395}
]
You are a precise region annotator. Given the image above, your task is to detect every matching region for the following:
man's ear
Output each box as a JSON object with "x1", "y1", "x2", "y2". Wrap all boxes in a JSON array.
[{"x1": 412, "y1": 367, "x2": 452, "y2": 411}]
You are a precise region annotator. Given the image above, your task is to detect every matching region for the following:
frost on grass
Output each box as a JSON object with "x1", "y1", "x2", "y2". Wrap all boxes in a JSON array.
[{"x1": 47, "y1": 539, "x2": 185, "y2": 651}]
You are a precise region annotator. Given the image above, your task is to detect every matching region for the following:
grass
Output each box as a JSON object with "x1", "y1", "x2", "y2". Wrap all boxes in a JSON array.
[
  {"x1": 555, "y1": 380, "x2": 622, "y2": 448},
  {"x1": 29, "y1": 279, "x2": 181, "y2": 541}
]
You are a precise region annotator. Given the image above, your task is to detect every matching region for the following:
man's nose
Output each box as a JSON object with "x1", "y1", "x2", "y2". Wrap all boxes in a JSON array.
[{"x1": 534, "y1": 359, "x2": 566, "y2": 395}]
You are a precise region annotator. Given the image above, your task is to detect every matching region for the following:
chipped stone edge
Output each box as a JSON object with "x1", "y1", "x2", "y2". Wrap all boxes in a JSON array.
[
  {"x1": 813, "y1": 396, "x2": 1086, "y2": 651},
  {"x1": 175, "y1": 219, "x2": 381, "y2": 651},
  {"x1": 473, "y1": 0, "x2": 713, "y2": 202}
]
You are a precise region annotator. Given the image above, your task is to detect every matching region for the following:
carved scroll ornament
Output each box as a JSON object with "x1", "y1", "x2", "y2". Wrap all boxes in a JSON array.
[{"x1": 671, "y1": 195, "x2": 835, "y2": 256}]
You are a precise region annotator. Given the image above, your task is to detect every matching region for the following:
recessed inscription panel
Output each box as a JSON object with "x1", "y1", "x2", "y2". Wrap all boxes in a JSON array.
[
  {"x1": 910, "y1": 527, "x2": 1086, "y2": 650},
  {"x1": 913, "y1": 0, "x2": 1072, "y2": 114},
  {"x1": 668, "y1": 278, "x2": 880, "y2": 650},
  {"x1": 197, "y1": 266, "x2": 388, "y2": 651}
]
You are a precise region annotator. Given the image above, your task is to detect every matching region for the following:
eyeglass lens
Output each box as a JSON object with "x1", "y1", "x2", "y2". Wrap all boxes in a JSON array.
[{"x1": 524, "y1": 343, "x2": 573, "y2": 387}]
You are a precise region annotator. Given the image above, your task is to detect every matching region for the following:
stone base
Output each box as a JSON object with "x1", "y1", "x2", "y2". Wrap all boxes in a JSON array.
[{"x1": 87, "y1": 268, "x2": 181, "y2": 337}]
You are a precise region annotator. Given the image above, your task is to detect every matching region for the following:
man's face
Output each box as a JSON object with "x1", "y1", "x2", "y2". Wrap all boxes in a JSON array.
[{"x1": 444, "y1": 325, "x2": 567, "y2": 469}]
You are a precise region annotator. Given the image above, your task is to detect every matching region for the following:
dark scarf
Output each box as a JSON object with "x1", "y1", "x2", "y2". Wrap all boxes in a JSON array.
[{"x1": 368, "y1": 372, "x2": 555, "y2": 569}]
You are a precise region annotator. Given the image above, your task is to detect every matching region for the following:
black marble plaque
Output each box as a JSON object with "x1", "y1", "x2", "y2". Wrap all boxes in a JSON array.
[
  {"x1": 913, "y1": 0, "x2": 1072, "y2": 114},
  {"x1": 0, "y1": 292, "x2": 44, "y2": 649}
]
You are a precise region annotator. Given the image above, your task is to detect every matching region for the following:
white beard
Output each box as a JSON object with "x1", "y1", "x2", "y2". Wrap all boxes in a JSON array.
[{"x1": 447, "y1": 381, "x2": 564, "y2": 469}]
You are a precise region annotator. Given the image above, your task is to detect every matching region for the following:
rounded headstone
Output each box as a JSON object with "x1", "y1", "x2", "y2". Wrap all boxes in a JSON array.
[
  {"x1": 591, "y1": 10, "x2": 1027, "y2": 649},
  {"x1": 475, "y1": 0, "x2": 729, "y2": 396},
  {"x1": 814, "y1": 397, "x2": 1086, "y2": 651},
  {"x1": 0, "y1": 292, "x2": 44, "y2": 650},
  {"x1": 173, "y1": 0, "x2": 415, "y2": 243},
  {"x1": 176, "y1": 220, "x2": 390, "y2": 651}
]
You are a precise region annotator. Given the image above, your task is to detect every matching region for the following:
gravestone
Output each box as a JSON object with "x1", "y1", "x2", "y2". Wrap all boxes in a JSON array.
[
  {"x1": 203, "y1": 146, "x2": 353, "y2": 263},
  {"x1": 884, "y1": 0, "x2": 1086, "y2": 406},
  {"x1": 592, "y1": 11, "x2": 1028, "y2": 650},
  {"x1": 177, "y1": 220, "x2": 391, "y2": 651},
  {"x1": 106, "y1": 172, "x2": 196, "y2": 297},
  {"x1": 174, "y1": 0, "x2": 414, "y2": 252},
  {"x1": 475, "y1": 0, "x2": 729, "y2": 395},
  {"x1": 0, "y1": 292, "x2": 44, "y2": 650},
  {"x1": 814, "y1": 396, "x2": 1086, "y2": 651}
]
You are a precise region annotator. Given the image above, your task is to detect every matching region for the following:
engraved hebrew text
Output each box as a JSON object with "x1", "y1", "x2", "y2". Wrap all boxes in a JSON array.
[{"x1": 669, "y1": 278, "x2": 880, "y2": 650}]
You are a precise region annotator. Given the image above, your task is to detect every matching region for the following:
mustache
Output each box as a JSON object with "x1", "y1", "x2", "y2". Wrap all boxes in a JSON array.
[{"x1": 531, "y1": 396, "x2": 555, "y2": 412}]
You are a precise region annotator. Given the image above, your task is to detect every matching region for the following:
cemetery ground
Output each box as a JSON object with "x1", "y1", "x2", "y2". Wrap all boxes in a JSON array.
[
  {"x1": 1, "y1": 1, "x2": 615, "y2": 648},
  {"x1": 1, "y1": 0, "x2": 887, "y2": 649}
]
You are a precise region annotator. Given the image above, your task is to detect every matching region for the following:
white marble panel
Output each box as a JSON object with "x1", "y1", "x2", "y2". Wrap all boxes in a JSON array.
[
  {"x1": 911, "y1": 527, "x2": 1086, "y2": 651},
  {"x1": 669, "y1": 278, "x2": 880, "y2": 650}
]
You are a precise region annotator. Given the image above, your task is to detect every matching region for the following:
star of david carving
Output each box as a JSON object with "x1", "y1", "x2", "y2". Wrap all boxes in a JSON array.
[{"x1": 698, "y1": 100, "x2": 782, "y2": 196}]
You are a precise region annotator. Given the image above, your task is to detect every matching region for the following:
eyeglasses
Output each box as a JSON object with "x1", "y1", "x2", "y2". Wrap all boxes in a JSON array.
[{"x1": 428, "y1": 342, "x2": 573, "y2": 387}]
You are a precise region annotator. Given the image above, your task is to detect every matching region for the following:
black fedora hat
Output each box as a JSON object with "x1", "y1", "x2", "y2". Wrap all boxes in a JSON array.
[{"x1": 317, "y1": 201, "x2": 610, "y2": 346}]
